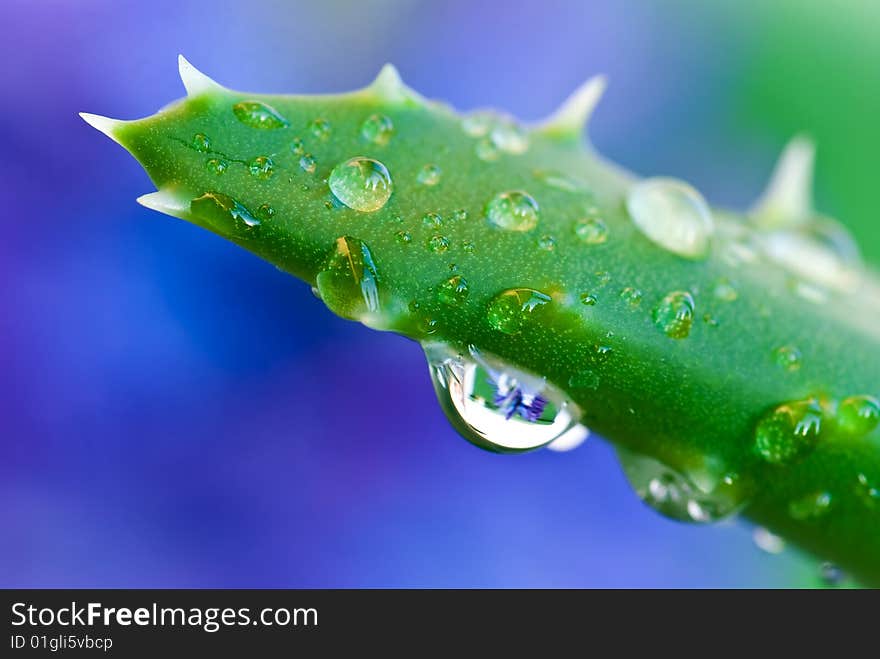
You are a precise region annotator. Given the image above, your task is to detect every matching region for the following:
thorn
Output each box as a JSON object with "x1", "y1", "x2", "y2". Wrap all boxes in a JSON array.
[
  {"x1": 136, "y1": 189, "x2": 190, "y2": 220},
  {"x1": 367, "y1": 63, "x2": 423, "y2": 105},
  {"x1": 178, "y1": 54, "x2": 224, "y2": 97},
  {"x1": 752, "y1": 135, "x2": 815, "y2": 228},
  {"x1": 538, "y1": 75, "x2": 607, "y2": 140},
  {"x1": 79, "y1": 112, "x2": 127, "y2": 144}
]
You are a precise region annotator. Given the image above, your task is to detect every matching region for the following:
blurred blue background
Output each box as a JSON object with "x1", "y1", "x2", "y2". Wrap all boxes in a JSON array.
[{"x1": 4, "y1": 0, "x2": 878, "y2": 587}]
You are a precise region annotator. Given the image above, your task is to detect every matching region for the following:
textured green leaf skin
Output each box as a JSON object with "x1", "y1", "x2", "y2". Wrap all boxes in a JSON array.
[{"x1": 85, "y1": 62, "x2": 880, "y2": 585}]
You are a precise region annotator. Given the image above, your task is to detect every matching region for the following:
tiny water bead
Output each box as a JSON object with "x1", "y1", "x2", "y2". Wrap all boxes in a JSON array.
[
  {"x1": 652, "y1": 291, "x2": 695, "y2": 339},
  {"x1": 328, "y1": 157, "x2": 393, "y2": 212},
  {"x1": 486, "y1": 288, "x2": 552, "y2": 335},
  {"x1": 360, "y1": 113, "x2": 394, "y2": 145},
  {"x1": 485, "y1": 191, "x2": 540, "y2": 232},
  {"x1": 855, "y1": 473, "x2": 880, "y2": 508},
  {"x1": 619, "y1": 287, "x2": 642, "y2": 308},
  {"x1": 625, "y1": 177, "x2": 714, "y2": 259},
  {"x1": 580, "y1": 293, "x2": 597, "y2": 306},
  {"x1": 290, "y1": 138, "x2": 305, "y2": 155},
  {"x1": 773, "y1": 345, "x2": 802, "y2": 372},
  {"x1": 232, "y1": 100, "x2": 289, "y2": 129},
  {"x1": 248, "y1": 156, "x2": 275, "y2": 180},
  {"x1": 788, "y1": 490, "x2": 832, "y2": 520},
  {"x1": 422, "y1": 212, "x2": 442, "y2": 228},
  {"x1": 451, "y1": 209, "x2": 468, "y2": 223},
  {"x1": 461, "y1": 111, "x2": 529, "y2": 154},
  {"x1": 754, "y1": 398, "x2": 824, "y2": 465},
  {"x1": 424, "y1": 343, "x2": 583, "y2": 453},
  {"x1": 205, "y1": 158, "x2": 228, "y2": 175},
  {"x1": 191, "y1": 133, "x2": 211, "y2": 152},
  {"x1": 617, "y1": 447, "x2": 747, "y2": 523},
  {"x1": 299, "y1": 154, "x2": 317, "y2": 173},
  {"x1": 462, "y1": 241, "x2": 476, "y2": 254},
  {"x1": 256, "y1": 203, "x2": 275, "y2": 221},
  {"x1": 537, "y1": 235, "x2": 556, "y2": 251},
  {"x1": 427, "y1": 235, "x2": 449, "y2": 253},
  {"x1": 836, "y1": 395, "x2": 880, "y2": 437},
  {"x1": 574, "y1": 217, "x2": 608, "y2": 245},
  {"x1": 315, "y1": 236, "x2": 381, "y2": 320},
  {"x1": 819, "y1": 563, "x2": 845, "y2": 587},
  {"x1": 307, "y1": 117, "x2": 332, "y2": 140},
  {"x1": 395, "y1": 230, "x2": 412, "y2": 245},
  {"x1": 190, "y1": 192, "x2": 260, "y2": 233},
  {"x1": 461, "y1": 111, "x2": 494, "y2": 137},
  {"x1": 417, "y1": 164, "x2": 442, "y2": 186},
  {"x1": 437, "y1": 275, "x2": 469, "y2": 307}
]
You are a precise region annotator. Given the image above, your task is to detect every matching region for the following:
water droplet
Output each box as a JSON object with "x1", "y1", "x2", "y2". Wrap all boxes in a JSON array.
[
  {"x1": 425, "y1": 343, "x2": 582, "y2": 453},
  {"x1": 490, "y1": 120, "x2": 529, "y2": 154},
  {"x1": 773, "y1": 345, "x2": 802, "y2": 372},
  {"x1": 437, "y1": 275, "x2": 469, "y2": 307},
  {"x1": 788, "y1": 490, "x2": 832, "y2": 520},
  {"x1": 190, "y1": 192, "x2": 260, "y2": 233},
  {"x1": 486, "y1": 288, "x2": 551, "y2": 335},
  {"x1": 618, "y1": 447, "x2": 747, "y2": 523},
  {"x1": 546, "y1": 425, "x2": 590, "y2": 452},
  {"x1": 360, "y1": 113, "x2": 394, "y2": 145},
  {"x1": 475, "y1": 137, "x2": 500, "y2": 162},
  {"x1": 653, "y1": 291, "x2": 695, "y2": 339},
  {"x1": 575, "y1": 217, "x2": 608, "y2": 245},
  {"x1": 395, "y1": 230, "x2": 412, "y2": 245},
  {"x1": 299, "y1": 154, "x2": 317, "y2": 173},
  {"x1": 855, "y1": 473, "x2": 880, "y2": 508},
  {"x1": 594, "y1": 271, "x2": 611, "y2": 287},
  {"x1": 205, "y1": 158, "x2": 228, "y2": 175},
  {"x1": 427, "y1": 235, "x2": 449, "y2": 253},
  {"x1": 534, "y1": 169, "x2": 585, "y2": 193},
  {"x1": 417, "y1": 164, "x2": 442, "y2": 186},
  {"x1": 256, "y1": 203, "x2": 275, "y2": 221},
  {"x1": 713, "y1": 278, "x2": 738, "y2": 302},
  {"x1": 580, "y1": 292, "x2": 597, "y2": 306},
  {"x1": 248, "y1": 156, "x2": 275, "y2": 180},
  {"x1": 451, "y1": 209, "x2": 468, "y2": 222},
  {"x1": 290, "y1": 137, "x2": 305, "y2": 155},
  {"x1": 463, "y1": 241, "x2": 476, "y2": 254},
  {"x1": 308, "y1": 117, "x2": 331, "y2": 140},
  {"x1": 819, "y1": 562, "x2": 844, "y2": 587},
  {"x1": 538, "y1": 235, "x2": 556, "y2": 251},
  {"x1": 569, "y1": 369, "x2": 600, "y2": 389},
  {"x1": 461, "y1": 111, "x2": 494, "y2": 137},
  {"x1": 836, "y1": 395, "x2": 879, "y2": 437},
  {"x1": 485, "y1": 191, "x2": 540, "y2": 232},
  {"x1": 626, "y1": 177, "x2": 714, "y2": 259},
  {"x1": 232, "y1": 100, "x2": 288, "y2": 129},
  {"x1": 192, "y1": 133, "x2": 211, "y2": 152},
  {"x1": 328, "y1": 157, "x2": 393, "y2": 212},
  {"x1": 753, "y1": 527, "x2": 786, "y2": 554},
  {"x1": 754, "y1": 398, "x2": 823, "y2": 465},
  {"x1": 619, "y1": 287, "x2": 642, "y2": 308},
  {"x1": 315, "y1": 236, "x2": 381, "y2": 320},
  {"x1": 422, "y1": 212, "x2": 442, "y2": 228}
]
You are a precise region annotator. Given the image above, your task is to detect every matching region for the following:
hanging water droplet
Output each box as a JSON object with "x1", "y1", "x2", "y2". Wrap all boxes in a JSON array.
[
  {"x1": 427, "y1": 235, "x2": 449, "y2": 253},
  {"x1": 653, "y1": 291, "x2": 695, "y2": 339},
  {"x1": 190, "y1": 192, "x2": 261, "y2": 233},
  {"x1": 328, "y1": 157, "x2": 393, "y2": 212},
  {"x1": 546, "y1": 425, "x2": 590, "y2": 452},
  {"x1": 248, "y1": 156, "x2": 275, "y2": 180},
  {"x1": 486, "y1": 288, "x2": 551, "y2": 335},
  {"x1": 754, "y1": 398, "x2": 824, "y2": 465},
  {"x1": 299, "y1": 154, "x2": 317, "y2": 173},
  {"x1": 619, "y1": 287, "x2": 642, "y2": 308},
  {"x1": 192, "y1": 133, "x2": 211, "y2": 152},
  {"x1": 395, "y1": 230, "x2": 412, "y2": 245},
  {"x1": 537, "y1": 235, "x2": 556, "y2": 251},
  {"x1": 575, "y1": 217, "x2": 608, "y2": 245},
  {"x1": 836, "y1": 395, "x2": 879, "y2": 438},
  {"x1": 290, "y1": 137, "x2": 305, "y2": 155},
  {"x1": 819, "y1": 562, "x2": 845, "y2": 587},
  {"x1": 752, "y1": 527, "x2": 786, "y2": 554},
  {"x1": 773, "y1": 345, "x2": 802, "y2": 372},
  {"x1": 580, "y1": 292, "x2": 598, "y2": 306},
  {"x1": 422, "y1": 212, "x2": 442, "y2": 228},
  {"x1": 485, "y1": 191, "x2": 540, "y2": 232},
  {"x1": 424, "y1": 343, "x2": 582, "y2": 453},
  {"x1": 315, "y1": 236, "x2": 381, "y2": 320},
  {"x1": 308, "y1": 117, "x2": 332, "y2": 140},
  {"x1": 626, "y1": 177, "x2": 714, "y2": 259},
  {"x1": 232, "y1": 100, "x2": 289, "y2": 129},
  {"x1": 617, "y1": 447, "x2": 747, "y2": 523},
  {"x1": 360, "y1": 113, "x2": 394, "y2": 145},
  {"x1": 205, "y1": 158, "x2": 228, "y2": 175},
  {"x1": 437, "y1": 275, "x2": 469, "y2": 307},
  {"x1": 417, "y1": 164, "x2": 442, "y2": 186},
  {"x1": 788, "y1": 490, "x2": 832, "y2": 520}
]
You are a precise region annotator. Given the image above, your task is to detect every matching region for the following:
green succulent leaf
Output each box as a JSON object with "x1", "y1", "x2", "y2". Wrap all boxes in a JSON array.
[{"x1": 82, "y1": 56, "x2": 880, "y2": 585}]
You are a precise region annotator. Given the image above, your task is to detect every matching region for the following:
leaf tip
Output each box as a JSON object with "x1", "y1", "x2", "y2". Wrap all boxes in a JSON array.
[
  {"x1": 367, "y1": 63, "x2": 423, "y2": 105},
  {"x1": 752, "y1": 134, "x2": 816, "y2": 227},
  {"x1": 136, "y1": 189, "x2": 190, "y2": 220},
  {"x1": 538, "y1": 74, "x2": 607, "y2": 141},
  {"x1": 178, "y1": 54, "x2": 224, "y2": 97},
  {"x1": 79, "y1": 112, "x2": 127, "y2": 144}
]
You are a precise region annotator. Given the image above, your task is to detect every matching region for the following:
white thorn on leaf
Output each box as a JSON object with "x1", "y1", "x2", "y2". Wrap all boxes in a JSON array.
[
  {"x1": 752, "y1": 135, "x2": 815, "y2": 228},
  {"x1": 79, "y1": 112, "x2": 127, "y2": 144},
  {"x1": 136, "y1": 189, "x2": 191, "y2": 220},
  {"x1": 368, "y1": 63, "x2": 422, "y2": 105},
  {"x1": 178, "y1": 54, "x2": 224, "y2": 97},
  {"x1": 539, "y1": 75, "x2": 607, "y2": 140}
]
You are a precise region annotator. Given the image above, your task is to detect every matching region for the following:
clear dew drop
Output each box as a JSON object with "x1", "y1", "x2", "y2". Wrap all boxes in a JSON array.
[
  {"x1": 580, "y1": 292, "x2": 597, "y2": 306},
  {"x1": 475, "y1": 138, "x2": 500, "y2": 162},
  {"x1": 855, "y1": 473, "x2": 880, "y2": 508},
  {"x1": 422, "y1": 212, "x2": 442, "y2": 228},
  {"x1": 461, "y1": 111, "x2": 494, "y2": 137},
  {"x1": 788, "y1": 490, "x2": 832, "y2": 520},
  {"x1": 395, "y1": 230, "x2": 412, "y2": 245},
  {"x1": 626, "y1": 177, "x2": 714, "y2": 259},
  {"x1": 652, "y1": 291, "x2": 695, "y2": 339},
  {"x1": 290, "y1": 137, "x2": 305, "y2": 155},
  {"x1": 299, "y1": 154, "x2": 317, "y2": 173},
  {"x1": 462, "y1": 241, "x2": 476, "y2": 254},
  {"x1": 248, "y1": 155, "x2": 275, "y2": 180},
  {"x1": 752, "y1": 527, "x2": 786, "y2": 555},
  {"x1": 308, "y1": 117, "x2": 332, "y2": 140},
  {"x1": 232, "y1": 100, "x2": 289, "y2": 129},
  {"x1": 328, "y1": 157, "x2": 393, "y2": 212},
  {"x1": 617, "y1": 446, "x2": 747, "y2": 523},
  {"x1": 205, "y1": 158, "x2": 228, "y2": 175},
  {"x1": 417, "y1": 164, "x2": 442, "y2": 186},
  {"x1": 819, "y1": 562, "x2": 845, "y2": 587},
  {"x1": 485, "y1": 191, "x2": 540, "y2": 232},
  {"x1": 545, "y1": 425, "x2": 590, "y2": 452},
  {"x1": 754, "y1": 398, "x2": 824, "y2": 465},
  {"x1": 256, "y1": 203, "x2": 275, "y2": 221},
  {"x1": 486, "y1": 288, "x2": 552, "y2": 335},
  {"x1": 836, "y1": 395, "x2": 880, "y2": 438},
  {"x1": 189, "y1": 192, "x2": 261, "y2": 234},
  {"x1": 360, "y1": 113, "x2": 394, "y2": 145},
  {"x1": 427, "y1": 235, "x2": 449, "y2": 253},
  {"x1": 437, "y1": 275, "x2": 469, "y2": 307},
  {"x1": 537, "y1": 235, "x2": 556, "y2": 251},
  {"x1": 424, "y1": 343, "x2": 583, "y2": 453},
  {"x1": 619, "y1": 287, "x2": 642, "y2": 308},
  {"x1": 192, "y1": 133, "x2": 211, "y2": 152},
  {"x1": 773, "y1": 345, "x2": 802, "y2": 372},
  {"x1": 451, "y1": 209, "x2": 468, "y2": 222},
  {"x1": 575, "y1": 217, "x2": 608, "y2": 245},
  {"x1": 490, "y1": 120, "x2": 529, "y2": 154},
  {"x1": 314, "y1": 236, "x2": 381, "y2": 320}
]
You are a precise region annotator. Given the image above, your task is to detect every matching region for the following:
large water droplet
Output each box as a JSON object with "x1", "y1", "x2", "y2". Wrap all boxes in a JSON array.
[
  {"x1": 315, "y1": 236, "x2": 381, "y2": 320},
  {"x1": 328, "y1": 157, "x2": 393, "y2": 212},
  {"x1": 626, "y1": 177, "x2": 714, "y2": 258},
  {"x1": 360, "y1": 113, "x2": 394, "y2": 145},
  {"x1": 836, "y1": 395, "x2": 879, "y2": 438},
  {"x1": 617, "y1": 447, "x2": 747, "y2": 523},
  {"x1": 232, "y1": 101, "x2": 289, "y2": 129},
  {"x1": 424, "y1": 343, "x2": 582, "y2": 453},
  {"x1": 486, "y1": 288, "x2": 551, "y2": 335},
  {"x1": 652, "y1": 291, "x2": 695, "y2": 339},
  {"x1": 754, "y1": 399, "x2": 824, "y2": 465},
  {"x1": 190, "y1": 192, "x2": 260, "y2": 233},
  {"x1": 485, "y1": 191, "x2": 540, "y2": 232}
]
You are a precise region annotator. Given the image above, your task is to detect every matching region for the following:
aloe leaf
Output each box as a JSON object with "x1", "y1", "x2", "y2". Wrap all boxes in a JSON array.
[{"x1": 81, "y1": 56, "x2": 880, "y2": 585}]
